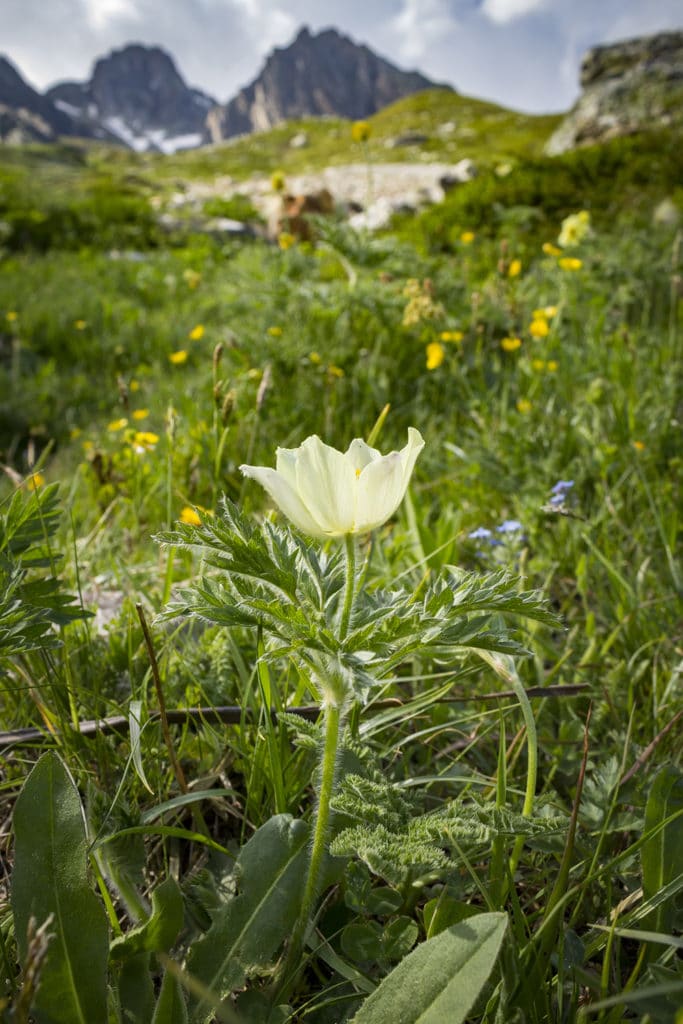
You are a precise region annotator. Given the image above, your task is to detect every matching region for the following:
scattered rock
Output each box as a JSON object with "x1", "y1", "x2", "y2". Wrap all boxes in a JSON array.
[
  {"x1": 439, "y1": 157, "x2": 478, "y2": 191},
  {"x1": 289, "y1": 131, "x2": 309, "y2": 148},
  {"x1": 386, "y1": 132, "x2": 429, "y2": 148},
  {"x1": 653, "y1": 197, "x2": 680, "y2": 227}
]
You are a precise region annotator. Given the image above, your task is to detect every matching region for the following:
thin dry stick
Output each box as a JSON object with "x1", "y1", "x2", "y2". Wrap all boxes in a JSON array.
[
  {"x1": 136, "y1": 603, "x2": 189, "y2": 795},
  {"x1": 0, "y1": 684, "x2": 590, "y2": 750},
  {"x1": 620, "y1": 708, "x2": 683, "y2": 786}
]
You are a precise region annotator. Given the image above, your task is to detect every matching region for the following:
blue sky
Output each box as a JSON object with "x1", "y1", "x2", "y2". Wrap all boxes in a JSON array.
[{"x1": 4, "y1": 0, "x2": 682, "y2": 113}]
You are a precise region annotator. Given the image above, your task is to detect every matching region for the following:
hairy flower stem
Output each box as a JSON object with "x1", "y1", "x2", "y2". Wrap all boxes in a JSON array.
[
  {"x1": 339, "y1": 535, "x2": 356, "y2": 640},
  {"x1": 275, "y1": 701, "x2": 343, "y2": 1001}
]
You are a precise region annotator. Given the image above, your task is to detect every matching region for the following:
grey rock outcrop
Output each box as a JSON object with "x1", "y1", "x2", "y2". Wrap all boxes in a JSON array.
[
  {"x1": 47, "y1": 45, "x2": 215, "y2": 152},
  {"x1": 546, "y1": 30, "x2": 683, "y2": 154},
  {"x1": 206, "y1": 26, "x2": 449, "y2": 142}
]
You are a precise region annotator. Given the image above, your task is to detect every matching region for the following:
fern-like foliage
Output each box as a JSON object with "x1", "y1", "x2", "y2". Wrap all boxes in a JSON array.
[
  {"x1": 0, "y1": 484, "x2": 87, "y2": 663},
  {"x1": 157, "y1": 499, "x2": 559, "y2": 699},
  {"x1": 330, "y1": 772, "x2": 568, "y2": 887}
]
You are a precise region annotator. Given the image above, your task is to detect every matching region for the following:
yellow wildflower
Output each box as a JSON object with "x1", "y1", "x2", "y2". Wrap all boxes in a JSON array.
[
  {"x1": 169, "y1": 350, "x2": 188, "y2": 365},
  {"x1": 516, "y1": 398, "x2": 532, "y2": 414},
  {"x1": 529, "y1": 318, "x2": 550, "y2": 339},
  {"x1": 460, "y1": 231, "x2": 475, "y2": 244},
  {"x1": 278, "y1": 232, "x2": 296, "y2": 250},
  {"x1": 558, "y1": 209, "x2": 591, "y2": 248},
  {"x1": 133, "y1": 431, "x2": 159, "y2": 450},
  {"x1": 543, "y1": 305, "x2": 558, "y2": 318},
  {"x1": 129, "y1": 379, "x2": 141, "y2": 392},
  {"x1": 327, "y1": 365, "x2": 345, "y2": 378},
  {"x1": 532, "y1": 359, "x2": 546, "y2": 371},
  {"x1": 546, "y1": 360, "x2": 558, "y2": 372},
  {"x1": 508, "y1": 259, "x2": 522, "y2": 278},
  {"x1": 6, "y1": 311, "x2": 18, "y2": 322},
  {"x1": 351, "y1": 120, "x2": 371, "y2": 143},
  {"x1": 26, "y1": 472, "x2": 45, "y2": 490},
  {"x1": 542, "y1": 242, "x2": 561, "y2": 256},
  {"x1": 267, "y1": 326, "x2": 283, "y2": 337},
  {"x1": 426, "y1": 341, "x2": 445, "y2": 370},
  {"x1": 501, "y1": 336, "x2": 522, "y2": 352},
  {"x1": 74, "y1": 319, "x2": 87, "y2": 330},
  {"x1": 558, "y1": 257, "x2": 582, "y2": 271},
  {"x1": 633, "y1": 440, "x2": 646, "y2": 451},
  {"x1": 188, "y1": 324, "x2": 205, "y2": 341},
  {"x1": 183, "y1": 268, "x2": 201, "y2": 289},
  {"x1": 440, "y1": 330, "x2": 464, "y2": 343},
  {"x1": 107, "y1": 418, "x2": 128, "y2": 432},
  {"x1": 309, "y1": 351, "x2": 322, "y2": 365},
  {"x1": 132, "y1": 409, "x2": 149, "y2": 421},
  {"x1": 180, "y1": 506, "x2": 202, "y2": 526},
  {"x1": 271, "y1": 169, "x2": 286, "y2": 192}
]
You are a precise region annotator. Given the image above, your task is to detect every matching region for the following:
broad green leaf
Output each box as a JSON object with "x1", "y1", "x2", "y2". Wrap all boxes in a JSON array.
[
  {"x1": 642, "y1": 764, "x2": 683, "y2": 935},
  {"x1": 423, "y1": 893, "x2": 479, "y2": 938},
  {"x1": 152, "y1": 969, "x2": 189, "y2": 1024},
  {"x1": 186, "y1": 814, "x2": 309, "y2": 1019},
  {"x1": 117, "y1": 954, "x2": 156, "y2": 1023},
  {"x1": 111, "y1": 876, "x2": 184, "y2": 960},
  {"x1": 11, "y1": 751, "x2": 109, "y2": 1024},
  {"x1": 351, "y1": 912, "x2": 507, "y2": 1024}
]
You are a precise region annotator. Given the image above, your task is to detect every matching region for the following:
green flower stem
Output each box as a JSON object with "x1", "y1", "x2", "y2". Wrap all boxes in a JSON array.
[
  {"x1": 277, "y1": 701, "x2": 343, "y2": 999},
  {"x1": 339, "y1": 534, "x2": 356, "y2": 640},
  {"x1": 508, "y1": 670, "x2": 538, "y2": 880}
]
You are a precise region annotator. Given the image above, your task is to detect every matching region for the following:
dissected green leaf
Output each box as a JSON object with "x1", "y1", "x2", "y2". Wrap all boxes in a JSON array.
[
  {"x1": 351, "y1": 912, "x2": 508, "y2": 1024},
  {"x1": 11, "y1": 751, "x2": 109, "y2": 1024}
]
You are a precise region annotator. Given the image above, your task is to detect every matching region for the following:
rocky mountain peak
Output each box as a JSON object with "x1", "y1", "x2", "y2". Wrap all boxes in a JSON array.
[
  {"x1": 0, "y1": 55, "x2": 74, "y2": 142},
  {"x1": 205, "y1": 25, "x2": 450, "y2": 142},
  {"x1": 47, "y1": 43, "x2": 215, "y2": 152}
]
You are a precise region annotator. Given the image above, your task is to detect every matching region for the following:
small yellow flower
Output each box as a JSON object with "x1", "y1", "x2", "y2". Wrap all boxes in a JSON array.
[
  {"x1": 107, "y1": 418, "x2": 129, "y2": 432},
  {"x1": 129, "y1": 379, "x2": 141, "y2": 393},
  {"x1": 267, "y1": 326, "x2": 283, "y2": 337},
  {"x1": 543, "y1": 305, "x2": 558, "y2": 318},
  {"x1": 508, "y1": 259, "x2": 522, "y2": 278},
  {"x1": 188, "y1": 324, "x2": 205, "y2": 341},
  {"x1": 516, "y1": 398, "x2": 532, "y2": 414},
  {"x1": 6, "y1": 311, "x2": 18, "y2": 322},
  {"x1": 133, "y1": 431, "x2": 159, "y2": 449},
  {"x1": 546, "y1": 360, "x2": 558, "y2": 372},
  {"x1": 529, "y1": 318, "x2": 550, "y2": 339},
  {"x1": 327, "y1": 365, "x2": 345, "y2": 378},
  {"x1": 542, "y1": 242, "x2": 561, "y2": 256},
  {"x1": 426, "y1": 341, "x2": 446, "y2": 370},
  {"x1": 558, "y1": 209, "x2": 591, "y2": 248},
  {"x1": 74, "y1": 319, "x2": 87, "y2": 330},
  {"x1": 440, "y1": 330, "x2": 464, "y2": 343},
  {"x1": 180, "y1": 506, "x2": 202, "y2": 526},
  {"x1": 69, "y1": 427, "x2": 82, "y2": 440},
  {"x1": 633, "y1": 440, "x2": 646, "y2": 451},
  {"x1": 26, "y1": 472, "x2": 45, "y2": 490},
  {"x1": 558, "y1": 257, "x2": 583, "y2": 271},
  {"x1": 278, "y1": 232, "x2": 296, "y2": 250},
  {"x1": 169, "y1": 350, "x2": 188, "y2": 365},
  {"x1": 532, "y1": 358, "x2": 546, "y2": 371},
  {"x1": 82, "y1": 440, "x2": 94, "y2": 452},
  {"x1": 351, "y1": 120, "x2": 371, "y2": 143},
  {"x1": 309, "y1": 351, "x2": 322, "y2": 365},
  {"x1": 183, "y1": 268, "x2": 201, "y2": 289},
  {"x1": 271, "y1": 169, "x2": 286, "y2": 192},
  {"x1": 501, "y1": 336, "x2": 522, "y2": 352},
  {"x1": 460, "y1": 231, "x2": 475, "y2": 244},
  {"x1": 132, "y1": 409, "x2": 149, "y2": 421}
]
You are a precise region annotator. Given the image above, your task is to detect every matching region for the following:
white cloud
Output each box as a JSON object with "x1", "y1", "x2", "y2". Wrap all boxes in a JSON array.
[
  {"x1": 390, "y1": 0, "x2": 459, "y2": 61},
  {"x1": 481, "y1": 0, "x2": 547, "y2": 24},
  {"x1": 82, "y1": 0, "x2": 141, "y2": 31}
]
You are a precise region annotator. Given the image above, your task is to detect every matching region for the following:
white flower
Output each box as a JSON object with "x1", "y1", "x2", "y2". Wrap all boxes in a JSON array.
[{"x1": 240, "y1": 428, "x2": 425, "y2": 538}]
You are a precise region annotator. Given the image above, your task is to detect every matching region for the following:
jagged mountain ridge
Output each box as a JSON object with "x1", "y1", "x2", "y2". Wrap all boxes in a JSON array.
[
  {"x1": 205, "y1": 26, "x2": 449, "y2": 141},
  {"x1": 46, "y1": 45, "x2": 215, "y2": 153},
  {"x1": 0, "y1": 55, "x2": 75, "y2": 143}
]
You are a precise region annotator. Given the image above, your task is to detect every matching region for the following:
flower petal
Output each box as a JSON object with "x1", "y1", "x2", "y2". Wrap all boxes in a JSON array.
[
  {"x1": 345, "y1": 438, "x2": 381, "y2": 472},
  {"x1": 239, "y1": 464, "x2": 325, "y2": 537},
  {"x1": 294, "y1": 436, "x2": 356, "y2": 535},
  {"x1": 355, "y1": 452, "x2": 405, "y2": 532},
  {"x1": 400, "y1": 428, "x2": 425, "y2": 487}
]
